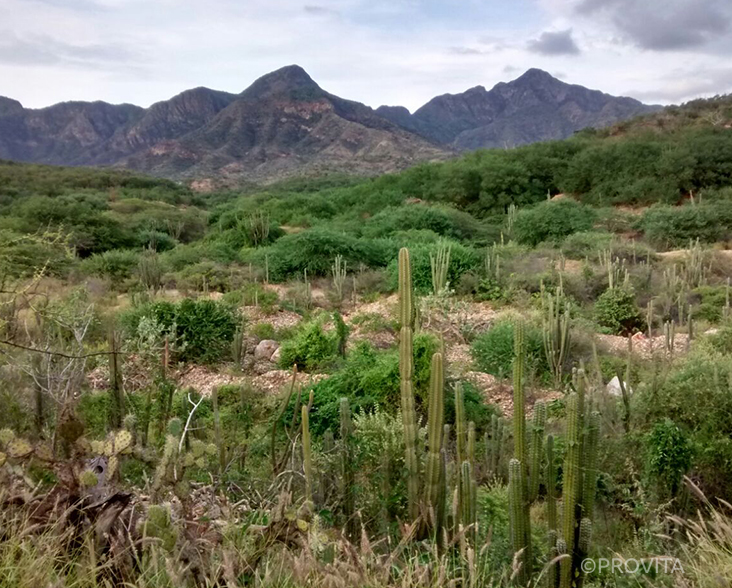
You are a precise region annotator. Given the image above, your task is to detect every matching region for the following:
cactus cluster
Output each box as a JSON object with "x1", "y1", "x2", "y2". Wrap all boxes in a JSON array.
[
  {"x1": 508, "y1": 319, "x2": 533, "y2": 583},
  {"x1": 507, "y1": 332, "x2": 601, "y2": 587},
  {"x1": 332, "y1": 254, "x2": 347, "y2": 302},
  {"x1": 429, "y1": 241, "x2": 451, "y2": 295},
  {"x1": 484, "y1": 414, "x2": 506, "y2": 480},
  {"x1": 542, "y1": 285, "x2": 571, "y2": 388},
  {"x1": 550, "y1": 371, "x2": 600, "y2": 588},
  {"x1": 152, "y1": 418, "x2": 216, "y2": 499},
  {"x1": 89, "y1": 428, "x2": 133, "y2": 480}
]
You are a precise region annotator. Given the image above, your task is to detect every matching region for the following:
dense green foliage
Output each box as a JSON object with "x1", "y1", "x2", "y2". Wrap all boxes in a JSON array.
[
  {"x1": 513, "y1": 199, "x2": 596, "y2": 246},
  {"x1": 470, "y1": 319, "x2": 549, "y2": 380},
  {"x1": 121, "y1": 299, "x2": 239, "y2": 363},
  {"x1": 594, "y1": 287, "x2": 643, "y2": 334}
]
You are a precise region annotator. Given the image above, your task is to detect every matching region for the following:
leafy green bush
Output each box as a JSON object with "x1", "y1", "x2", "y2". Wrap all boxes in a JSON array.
[
  {"x1": 636, "y1": 351, "x2": 732, "y2": 496},
  {"x1": 175, "y1": 299, "x2": 238, "y2": 363},
  {"x1": 362, "y1": 204, "x2": 485, "y2": 242},
  {"x1": 513, "y1": 200, "x2": 596, "y2": 247},
  {"x1": 303, "y1": 334, "x2": 439, "y2": 435},
  {"x1": 121, "y1": 298, "x2": 238, "y2": 363},
  {"x1": 639, "y1": 202, "x2": 732, "y2": 249},
  {"x1": 595, "y1": 287, "x2": 643, "y2": 335},
  {"x1": 560, "y1": 231, "x2": 613, "y2": 260},
  {"x1": 80, "y1": 249, "x2": 140, "y2": 283},
  {"x1": 251, "y1": 322, "x2": 276, "y2": 341},
  {"x1": 470, "y1": 319, "x2": 549, "y2": 380},
  {"x1": 386, "y1": 240, "x2": 481, "y2": 294},
  {"x1": 247, "y1": 229, "x2": 395, "y2": 281},
  {"x1": 692, "y1": 285, "x2": 729, "y2": 323},
  {"x1": 278, "y1": 320, "x2": 338, "y2": 371},
  {"x1": 445, "y1": 380, "x2": 499, "y2": 431},
  {"x1": 645, "y1": 419, "x2": 693, "y2": 500}
]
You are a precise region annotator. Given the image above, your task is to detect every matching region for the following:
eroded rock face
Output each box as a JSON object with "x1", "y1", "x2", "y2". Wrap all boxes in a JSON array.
[
  {"x1": 254, "y1": 339, "x2": 279, "y2": 362},
  {"x1": 0, "y1": 66, "x2": 657, "y2": 183}
]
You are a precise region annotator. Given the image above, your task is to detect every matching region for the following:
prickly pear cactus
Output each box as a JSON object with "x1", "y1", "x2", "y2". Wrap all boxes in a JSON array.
[
  {"x1": 34, "y1": 443, "x2": 54, "y2": 462},
  {"x1": 107, "y1": 455, "x2": 119, "y2": 479},
  {"x1": 0, "y1": 428, "x2": 15, "y2": 445},
  {"x1": 7, "y1": 438, "x2": 33, "y2": 459},
  {"x1": 79, "y1": 470, "x2": 99, "y2": 488},
  {"x1": 113, "y1": 429, "x2": 133, "y2": 454}
]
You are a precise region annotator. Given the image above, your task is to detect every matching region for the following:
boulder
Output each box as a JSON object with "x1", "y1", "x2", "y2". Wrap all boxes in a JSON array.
[
  {"x1": 271, "y1": 347, "x2": 282, "y2": 365},
  {"x1": 254, "y1": 339, "x2": 279, "y2": 362}
]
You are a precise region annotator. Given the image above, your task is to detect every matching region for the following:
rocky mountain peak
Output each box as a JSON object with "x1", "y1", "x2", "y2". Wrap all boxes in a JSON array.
[{"x1": 239, "y1": 64, "x2": 324, "y2": 101}]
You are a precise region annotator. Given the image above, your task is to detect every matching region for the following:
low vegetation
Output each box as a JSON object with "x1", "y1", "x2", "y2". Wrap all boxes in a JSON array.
[{"x1": 1, "y1": 96, "x2": 732, "y2": 587}]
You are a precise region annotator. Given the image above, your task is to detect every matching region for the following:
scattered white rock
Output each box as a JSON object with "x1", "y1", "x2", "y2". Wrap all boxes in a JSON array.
[
  {"x1": 606, "y1": 376, "x2": 632, "y2": 397},
  {"x1": 271, "y1": 347, "x2": 282, "y2": 364}
]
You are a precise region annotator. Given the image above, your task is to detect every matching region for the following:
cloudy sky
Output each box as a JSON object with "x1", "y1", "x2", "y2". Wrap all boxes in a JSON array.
[{"x1": 1, "y1": 0, "x2": 731, "y2": 111}]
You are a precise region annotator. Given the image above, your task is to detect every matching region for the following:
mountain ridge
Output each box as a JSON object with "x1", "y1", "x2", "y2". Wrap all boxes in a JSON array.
[{"x1": 0, "y1": 66, "x2": 661, "y2": 182}]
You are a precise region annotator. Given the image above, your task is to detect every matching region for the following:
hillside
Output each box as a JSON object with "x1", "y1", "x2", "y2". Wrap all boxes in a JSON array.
[
  {"x1": 0, "y1": 66, "x2": 658, "y2": 183},
  {"x1": 2, "y1": 93, "x2": 732, "y2": 588}
]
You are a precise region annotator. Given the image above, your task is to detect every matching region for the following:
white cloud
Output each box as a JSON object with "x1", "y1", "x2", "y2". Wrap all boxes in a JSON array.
[{"x1": 0, "y1": 0, "x2": 730, "y2": 111}]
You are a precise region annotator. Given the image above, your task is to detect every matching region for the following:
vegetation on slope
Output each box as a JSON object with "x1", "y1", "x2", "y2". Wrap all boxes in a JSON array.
[{"x1": 1, "y1": 97, "x2": 732, "y2": 587}]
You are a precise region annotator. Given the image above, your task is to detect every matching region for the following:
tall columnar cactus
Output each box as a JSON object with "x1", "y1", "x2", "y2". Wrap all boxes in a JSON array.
[
  {"x1": 560, "y1": 392, "x2": 581, "y2": 588},
  {"x1": 485, "y1": 414, "x2": 504, "y2": 478},
  {"x1": 509, "y1": 458, "x2": 530, "y2": 585},
  {"x1": 513, "y1": 320, "x2": 527, "y2": 468},
  {"x1": 467, "y1": 421, "x2": 476, "y2": 467},
  {"x1": 455, "y1": 383, "x2": 467, "y2": 465},
  {"x1": 425, "y1": 352, "x2": 445, "y2": 531},
  {"x1": 302, "y1": 404, "x2": 313, "y2": 511},
  {"x1": 332, "y1": 254, "x2": 347, "y2": 303},
  {"x1": 546, "y1": 434, "x2": 558, "y2": 588},
  {"x1": 399, "y1": 248, "x2": 421, "y2": 522},
  {"x1": 542, "y1": 286, "x2": 571, "y2": 388},
  {"x1": 580, "y1": 411, "x2": 599, "y2": 520},
  {"x1": 460, "y1": 460, "x2": 477, "y2": 546},
  {"x1": 512, "y1": 319, "x2": 533, "y2": 578},
  {"x1": 529, "y1": 401, "x2": 546, "y2": 503},
  {"x1": 340, "y1": 397, "x2": 357, "y2": 541}
]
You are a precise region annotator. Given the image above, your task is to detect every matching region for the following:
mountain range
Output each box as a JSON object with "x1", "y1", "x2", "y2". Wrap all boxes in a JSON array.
[{"x1": 0, "y1": 66, "x2": 659, "y2": 184}]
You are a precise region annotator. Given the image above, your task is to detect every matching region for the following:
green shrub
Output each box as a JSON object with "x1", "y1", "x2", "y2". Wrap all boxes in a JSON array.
[
  {"x1": 595, "y1": 287, "x2": 643, "y2": 335},
  {"x1": 513, "y1": 200, "x2": 596, "y2": 247},
  {"x1": 121, "y1": 299, "x2": 238, "y2": 363},
  {"x1": 246, "y1": 229, "x2": 395, "y2": 281},
  {"x1": 560, "y1": 231, "x2": 613, "y2": 260},
  {"x1": 645, "y1": 419, "x2": 693, "y2": 500},
  {"x1": 470, "y1": 319, "x2": 549, "y2": 380},
  {"x1": 278, "y1": 320, "x2": 337, "y2": 371},
  {"x1": 303, "y1": 334, "x2": 439, "y2": 435},
  {"x1": 251, "y1": 322, "x2": 276, "y2": 340},
  {"x1": 80, "y1": 249, "x2": 140, "y2": 283},
  {"x1": 636, "y1": 351, "x2": 732, "y2": 496},
  {"x1": 76, "y1": 391, "x2": 113, "y2": 439},
  {"x1": 639, "y1": 202, "x2": 732, "y2": 249},
  {"x1": 386, "y1": 240, "x2": 481, "y2": 294},
  {"x1": 362, "y1": 205, "x2": 485, "y2": 242},
  {"x1": 692, "y1": 285, "x2": 728, "y2": 323},
  {"x1": 445, "y1": 380, "x2": 499, "y2": 431},
  {"x1": 174, "y1": 299, "x2": 239, "y2": 363}
]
